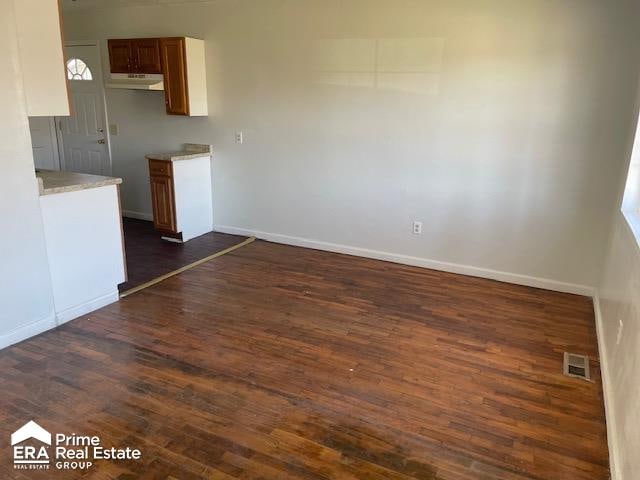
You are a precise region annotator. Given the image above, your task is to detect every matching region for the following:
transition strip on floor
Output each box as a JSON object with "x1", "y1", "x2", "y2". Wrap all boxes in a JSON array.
[{"x1": 119, "y1": 236, "x2": 256, "y2": 299}]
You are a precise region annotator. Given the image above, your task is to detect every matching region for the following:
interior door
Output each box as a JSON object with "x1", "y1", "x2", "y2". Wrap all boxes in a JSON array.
[
  {"x1": 29, "y1": 117, "x2": 60, "y2": 170},
  {"x1": 59, "y1": 44, "x2": 111, "y2": 176}
]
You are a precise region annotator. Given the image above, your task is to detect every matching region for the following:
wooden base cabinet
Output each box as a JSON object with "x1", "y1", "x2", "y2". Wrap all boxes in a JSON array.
[
  {"x1": 148, "y1": 155, "x2": 213, "y2": 243},
  {"x1": 149, "y1": 161, "x2": 177, "y2": 235}
]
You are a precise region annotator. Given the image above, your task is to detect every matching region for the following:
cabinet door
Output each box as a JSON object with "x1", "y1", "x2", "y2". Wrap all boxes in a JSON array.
[
  {"x1": 160, "y1": 38, "x2": 189, "y2": 116},
  {"x1": 132, "y1": 39, "x2": 162, "y2": 74},
  {"x1": 108, "y1": 39, "x2": 133, "y2": 73},
  {"x1": 149, "y1": 172, "x2": 177, "y2": 234}
]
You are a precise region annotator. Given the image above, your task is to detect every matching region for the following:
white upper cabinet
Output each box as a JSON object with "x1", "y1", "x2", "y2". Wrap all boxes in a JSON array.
[{"x1": 14, "y1": 0, "x2": 70, "y2": 117}]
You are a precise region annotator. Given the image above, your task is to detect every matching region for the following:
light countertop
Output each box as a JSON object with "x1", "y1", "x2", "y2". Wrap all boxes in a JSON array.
[
  {"x1": 36, "y1": 170, "x2": 122, "y2": 196},
  {"x1": 146, "y1": 143, "x2": 213, "y2": 162}
]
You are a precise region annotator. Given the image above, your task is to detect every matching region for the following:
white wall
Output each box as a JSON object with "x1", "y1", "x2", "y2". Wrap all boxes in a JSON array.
[
  {"x1": 64, "y1": 0, "x2": 640, "y2": 289},
  {"x1": 596, "y1": 44, "x2": 640, "y2": 479},
  {"x1": 0, "y1": 1, "x2": 57, "y2": 348},
  {"x1": 597, "y1": 216, "x2": 640, "y2": 480}
]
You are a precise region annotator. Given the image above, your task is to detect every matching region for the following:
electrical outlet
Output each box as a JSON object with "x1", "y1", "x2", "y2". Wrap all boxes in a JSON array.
[
  {"x1": 616, "y1": 320, "x2": 624, "y2": 345},
  {"x1": 413, "y1": 221, "x2": 423, "y2": 235},
  {"x1": 234, "y1": 132, "x2": 244, "y2": 144}
]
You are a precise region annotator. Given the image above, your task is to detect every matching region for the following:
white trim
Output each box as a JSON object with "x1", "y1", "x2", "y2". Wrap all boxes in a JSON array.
[
  {"x1": 593, "y1": 293, "x2": 620, "y2": 480},
  {"x1": 214, "y1": 225, "x2": 594, "y2": 296},
  {"x1": 55, "y1": 290, "x2": 119, "y2": 325},
  {"x1": 123, "y1": 210, "x2": 154, "y2": 221},
  {"x1": 0, "y1": 313, "x2": 57, "y2": 350}
]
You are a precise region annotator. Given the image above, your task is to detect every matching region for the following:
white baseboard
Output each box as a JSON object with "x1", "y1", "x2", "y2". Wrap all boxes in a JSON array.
[
  {"x1": 122, "y1": 210, "x2": 153, "y2": 221},
  {"x1": 593, "y1": 293, "x2": 620, "y2": 480},
  {"x1": 0, "y1": 291, "x2": 120, "y2": 351},
  {"x1": 0, "y1": 313, "x2": 57, "y2": 350},
  {"x1": 214, "y1": 224, "x2": 594, "y2": 296},
  {"x1": 55, "y1": 290, "x2": 120, "y2": 325}
]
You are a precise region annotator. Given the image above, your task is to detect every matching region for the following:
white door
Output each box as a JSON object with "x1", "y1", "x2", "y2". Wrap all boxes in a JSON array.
[
  {"x1": 59, "y1": 44, "x2": 110, "y2": 175},
  {"x1": 29, "y1": 117, "x2": 60, "y2": 170}
]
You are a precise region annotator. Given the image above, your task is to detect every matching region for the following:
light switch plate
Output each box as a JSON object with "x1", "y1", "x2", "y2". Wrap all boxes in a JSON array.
[{"x1": 109, "y1": 124, "x2": 119, "y2": 136}]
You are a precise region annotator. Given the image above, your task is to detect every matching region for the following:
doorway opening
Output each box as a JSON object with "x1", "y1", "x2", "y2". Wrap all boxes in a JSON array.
[{"x1": 30, "y1": 42, "x2": 111, "y2": 175}]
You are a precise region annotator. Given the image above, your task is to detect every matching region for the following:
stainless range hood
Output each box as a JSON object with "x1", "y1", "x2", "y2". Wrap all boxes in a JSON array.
[{"x1": 106, "y1": 73, "x2": 164, "y2": 91}]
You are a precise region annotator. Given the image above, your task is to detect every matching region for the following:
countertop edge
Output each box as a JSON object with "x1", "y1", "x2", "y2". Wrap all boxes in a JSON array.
[
  {"x1": 145, "y1": 153, "x2": 213, "y2": 162},
  {"x1": 39, "y1": 177, "x2": 123, "y2": 196},
  {"x1": 146, "y1": 143, "x2": 213, "y2": 162}
]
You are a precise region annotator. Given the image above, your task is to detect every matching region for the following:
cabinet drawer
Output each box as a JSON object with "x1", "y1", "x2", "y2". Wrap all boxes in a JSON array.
[{"x1": 148, "y1": 159, "x2": 172, "y2": 177}]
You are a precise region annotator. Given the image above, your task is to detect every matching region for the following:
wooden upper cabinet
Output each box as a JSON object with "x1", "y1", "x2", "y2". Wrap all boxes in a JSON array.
[
  {"x1": 132, "y1": 39, "x2": 162, "y2": 74},
  {"x1": 160, "y1": 38, "x2": 189, "y2": 116},
  {"x1": 107, "y1": 36, "x2": 207, "y2": 117},
  {"x1": 108, "y1": 39, "x2": 133, "y2": 73},
  {"x1": 108, "y1": 38, "x2": 161, "y2": 74}
]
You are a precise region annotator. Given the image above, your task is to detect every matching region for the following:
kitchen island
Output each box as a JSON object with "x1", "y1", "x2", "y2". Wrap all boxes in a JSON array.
[{"x1": 37, "y1": 170, "x2": 126, "y2": 323}]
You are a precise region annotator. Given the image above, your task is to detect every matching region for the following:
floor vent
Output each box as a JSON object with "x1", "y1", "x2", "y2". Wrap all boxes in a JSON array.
[{"x1": 563, "y1": 352, "x2": 591, "y2": 381}]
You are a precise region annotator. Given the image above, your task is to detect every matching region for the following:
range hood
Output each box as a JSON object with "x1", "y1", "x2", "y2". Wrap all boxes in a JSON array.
[{"x1": 106, "y1": 73, "x2": 164, "y2": 91}]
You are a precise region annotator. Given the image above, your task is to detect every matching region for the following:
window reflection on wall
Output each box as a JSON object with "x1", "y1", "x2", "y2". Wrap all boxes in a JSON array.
[
  {"x1": 312, "y1": 37, "x2": 444, "y2": 95},
  {"x1": 622, "y1": 114, "x2": 640, "y2": 234}
]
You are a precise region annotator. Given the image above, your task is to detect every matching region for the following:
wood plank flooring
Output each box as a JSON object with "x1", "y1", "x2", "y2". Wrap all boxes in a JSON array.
[
  {"x1": 119, "y1": 218, "x2": 247, "y2": 292},
  {"x1": 0, "y1": 241, "x2": 608, "y2": 479}
]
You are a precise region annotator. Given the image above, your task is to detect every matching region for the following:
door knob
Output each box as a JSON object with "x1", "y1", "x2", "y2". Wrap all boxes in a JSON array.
[{"x1": 98, "y1": 139, "x2": 106, "y2": 144}]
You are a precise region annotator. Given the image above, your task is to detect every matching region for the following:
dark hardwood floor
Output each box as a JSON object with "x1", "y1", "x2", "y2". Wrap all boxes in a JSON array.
[
  {"x1": 119, "y1": 218, "x2": 247, "y2": 292},
  {"x1": 0, "y1": 241, "x2": 608, "y2": 479}
]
